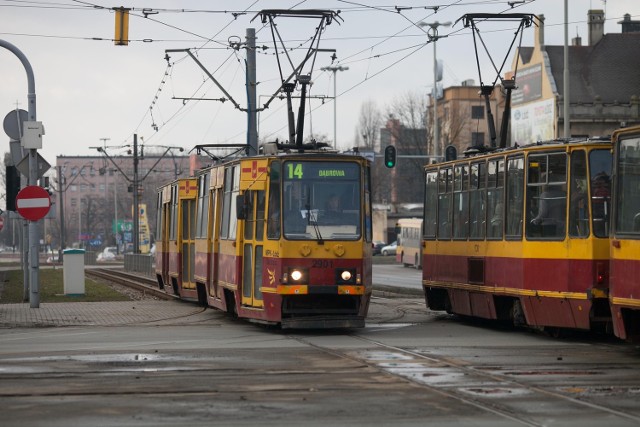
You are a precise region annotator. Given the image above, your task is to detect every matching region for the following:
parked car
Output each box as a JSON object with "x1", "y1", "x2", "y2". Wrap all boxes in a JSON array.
[
  {"x1": 372, "y1": 241, "x2": 386, "y2": 256},
  {"x1": 96, "y1": 246, "x2": 118, "y2": 262},
  {"x1": 381, "y1": 241, "x2": 397, "y2": 256}
]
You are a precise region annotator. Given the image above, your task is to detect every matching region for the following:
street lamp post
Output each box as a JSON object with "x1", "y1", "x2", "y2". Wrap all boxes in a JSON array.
[
  {"x1": 321, "y1": 65, "x2": 349, "y2": 149},
  {"x1": 419, "y1": 21, "x2": 451, "y2": 160}
]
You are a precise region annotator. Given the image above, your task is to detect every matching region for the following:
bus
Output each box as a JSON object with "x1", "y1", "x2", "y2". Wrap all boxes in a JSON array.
[
  {"x1": 396, "y1": 218, "x2": 423, "y2": 268},
  {"x1": 422, "y1": 137, "x2": 612, "y2": 333}
]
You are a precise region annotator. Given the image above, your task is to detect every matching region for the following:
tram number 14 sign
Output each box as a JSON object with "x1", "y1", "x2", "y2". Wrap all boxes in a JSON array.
[{"x1": 16, "y1": 185, "x2": 51, "y2": 221}]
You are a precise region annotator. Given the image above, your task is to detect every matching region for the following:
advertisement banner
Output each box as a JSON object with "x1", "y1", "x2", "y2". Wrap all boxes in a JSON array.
[{"x1": 511, "y1": 98, "x2": 555, "y2": 145}]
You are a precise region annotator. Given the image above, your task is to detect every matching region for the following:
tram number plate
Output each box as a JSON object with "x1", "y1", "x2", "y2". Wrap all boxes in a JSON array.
[{"x1": 312, "y1": 260, "x2": 334, "y2": 268}]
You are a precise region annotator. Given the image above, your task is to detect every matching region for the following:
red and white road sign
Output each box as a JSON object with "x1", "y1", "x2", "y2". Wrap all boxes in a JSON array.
[
  {"x1": 16, "y1": 185, "x2": 51, "y2": 221},
  {"x1": 0, "y1": 216, "x2": 4, "y2": 231}
]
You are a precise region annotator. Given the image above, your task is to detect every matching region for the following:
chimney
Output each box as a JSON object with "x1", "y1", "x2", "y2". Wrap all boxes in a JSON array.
[
  {"x1": 535, "y1": 14, "x2": 545, "y2": 47},
  {"x1": 588, "y1": 9, "x2": 605, "y2": 45},
  {"x1": 572, "y1": 35, "x2": 582, "y2": 46},
  {"x1": 619, "y1": 13, "x2": 640, "y2": 33}
]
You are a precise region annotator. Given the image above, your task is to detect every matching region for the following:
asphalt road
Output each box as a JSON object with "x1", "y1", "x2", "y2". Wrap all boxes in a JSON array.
[
  {"x1": 2, "y1": 295, "x2": 640, "y2": 427},
  {"x1": 372, "y1": 261, "x2": 423, "y2": 294}
]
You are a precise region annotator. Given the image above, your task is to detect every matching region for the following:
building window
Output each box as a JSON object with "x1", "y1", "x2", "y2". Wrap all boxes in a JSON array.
[
  {"x1": 70, "y1": 185, "x2": 77, "y2": 192},
  {"x1": 471, "y1": 105, "x2": 484, "y2": 119},
  {"x1": 472, "y1": 132, "x2": 485, "y2": 145}
]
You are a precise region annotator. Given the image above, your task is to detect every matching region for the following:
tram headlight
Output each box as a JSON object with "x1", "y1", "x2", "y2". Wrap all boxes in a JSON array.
[
  {"x1": 336, "y1": 268, "x2": 357, "y2": 285},
  {"x1": 283, "y1": 267, "x2": 308, "y2": 284}
]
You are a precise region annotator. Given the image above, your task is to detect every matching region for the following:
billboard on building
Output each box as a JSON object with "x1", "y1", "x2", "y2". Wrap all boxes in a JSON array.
[
  {"x1": 511, "y1": 98, "x2": 555, "y2": 144},
  {"x1": 512, "y1": 63, "x2": 542, "y2": 105}
]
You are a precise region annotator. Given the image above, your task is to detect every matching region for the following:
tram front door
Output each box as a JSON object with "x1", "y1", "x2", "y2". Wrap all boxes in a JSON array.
[{"x1": 241, "y1": 190, "x2": 265, "y2": 308}]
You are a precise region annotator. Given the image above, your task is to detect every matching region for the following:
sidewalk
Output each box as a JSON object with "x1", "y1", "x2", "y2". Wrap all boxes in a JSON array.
[{"x1": 0, "y1": 300, "x2": 212, "y2": 328}]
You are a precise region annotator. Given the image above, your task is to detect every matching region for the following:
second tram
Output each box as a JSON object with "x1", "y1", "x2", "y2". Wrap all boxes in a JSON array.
[
  {"x1": 610, "y1": 126, "x2": 640, "y2": 341},
  {"x1": 422, "y1": 138, "x2": 612, "y2": 333}
]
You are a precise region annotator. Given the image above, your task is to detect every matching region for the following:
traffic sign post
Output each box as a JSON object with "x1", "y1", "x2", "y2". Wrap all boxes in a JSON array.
[
  {"x1": 16, "y1": 186, "x2": 51, "y2": 221},
  {"x1": 2, "y1": 38, "x2": 43, "y2": 308}
]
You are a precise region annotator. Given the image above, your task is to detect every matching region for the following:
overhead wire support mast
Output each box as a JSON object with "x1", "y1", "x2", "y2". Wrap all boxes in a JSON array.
[
  {"x1": 251, "y1": 9, "x2": 341, "y2": 152},
  {"x1": 457, "y1": 13, "x2": 537, "y2": 149},
  {"x1": 165, "y1": 48, "x2": 244, "y2": 112}
]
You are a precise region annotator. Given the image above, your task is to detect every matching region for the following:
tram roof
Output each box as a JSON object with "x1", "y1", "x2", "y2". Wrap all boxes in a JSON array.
[{"x1": 433, "y1": 136, "x2": 613, "y2": 166}]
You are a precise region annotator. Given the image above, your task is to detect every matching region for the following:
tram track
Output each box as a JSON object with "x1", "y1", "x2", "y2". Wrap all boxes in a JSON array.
[
  {"x1": 88, "y1": 269, "x2": 640, "y2": 424},
  {"x1": 87, "y1": 268, "x2": 177, "y2": 301},
  {"x1": 287, "y1": 331, "x2": 640, "y2": 427}
]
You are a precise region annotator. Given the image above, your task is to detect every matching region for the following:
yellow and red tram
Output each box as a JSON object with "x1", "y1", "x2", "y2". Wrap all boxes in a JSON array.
[
  {"x1": 156, "y1": 148, "x2": 373, "y2": 328},
  {"x1": 610, "y1": 126, "x2": 640, "y2": 341},
  {"x1": 155, "y1": 178, "x2": 199, "y2": 299},
  {"x1": 422, "y1": 138, "x2": 612, "y2": 332}
]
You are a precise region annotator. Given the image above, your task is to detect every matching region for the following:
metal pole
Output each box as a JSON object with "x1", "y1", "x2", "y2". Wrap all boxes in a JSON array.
[
  {"x1": 57, "y1": 165, "x2": 65, "y2": 261},
  {"x1": 433, "y1": 38, "x2": 439, "y2": 159},
  {"x1": 321, "y1": 65, "x2": 349, "y2": 149},
  {"x1": 563, "y1": 0, "x2": 570, "y2": 138},
  {"x1": 419, "y1": 22, "x2": 450, "y2": 159},
  {"x1": 133, "y1": 134, "x2": 140, "y2": 254},
  {"x1": 0, "y1": 39, "x2": 41, "y2": 308},
  {"x1": 246, "y1": 28, "x2": 258, "y2": 156},
  {"x1": 114, "y1": 175, "x2": 118, "y2": 253}
]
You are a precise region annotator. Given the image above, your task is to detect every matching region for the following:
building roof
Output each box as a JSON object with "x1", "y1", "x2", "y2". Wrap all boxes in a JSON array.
[{"x1": 543, "y1": 33, "x2": 640, "y2": 104}]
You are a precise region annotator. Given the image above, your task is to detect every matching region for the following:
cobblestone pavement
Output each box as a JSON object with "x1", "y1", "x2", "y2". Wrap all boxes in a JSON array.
[{"x1": 0, "y1": 300, "x2": 220, "y2": 328}]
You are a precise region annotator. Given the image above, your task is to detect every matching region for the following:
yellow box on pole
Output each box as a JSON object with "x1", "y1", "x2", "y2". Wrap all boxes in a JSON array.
[{"x1": 114, "y1": 7, "x2": 130, "y2": 46}]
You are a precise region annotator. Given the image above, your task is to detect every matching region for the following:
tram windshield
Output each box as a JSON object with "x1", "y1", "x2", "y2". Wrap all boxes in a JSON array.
[
  {"x1": 281, "y1": 161, "x2": 361, "y2": 240},
  {"x1": 615, "y1": 136, "x2": 640, "y2": 235}
]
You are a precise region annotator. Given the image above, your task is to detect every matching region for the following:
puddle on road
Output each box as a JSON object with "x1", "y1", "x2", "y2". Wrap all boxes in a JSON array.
[
  {"x1": 459, "y1": 387, "x2": 530, "y2": 397},
  {"x1": 358, "y1": 350, "x2": 415, "y2": 361}
]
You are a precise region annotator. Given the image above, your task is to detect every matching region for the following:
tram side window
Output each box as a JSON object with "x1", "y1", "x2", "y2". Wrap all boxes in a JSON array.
[
  {"x1": 196, "y1": 174, "x2": 210, "y2": 238},
  {"x1": 437, "y1": 167, "x2": 452, "y2": 239},
  {"x1": 569, "y1": 150, "x2": 589, "y2": 238},
  {"x1": 424, "y1": 171, "x2": 438, "y2": 238},
  {"x1": 526, "y1": 152, "x2": 567, "y2": 239},
  {"x1": 267, "y1": 161, "x2": 281, "y2": 239},
  {"x1": 155, "y1": 191, "x2": 162, "y2": 240},
  {"x1": 365, "y1": 165, "x2": 372, "y2": 243},
  {"x1": 615, "y1": 137, "x2": 640, "y2": 234},
  {"x1": 220, "y1": 166, "x2": 239, "y2": 240},
  {"x1": 469, "y1": 162, "x2": 486, "y2": 239},
  {"x1": 590, "y1": 149, "x2": 612, "y2": 237},
  {"x1": 505, "y1": 156, "x2": 524, "y2": 239},
  {"x1": 487, "y1": 158, "x2": 504, "y2": 239},
  {"x1": 453, "y1": 164, "x2": 469, "y2": 239},
  {"x1": 170, "y1": 185, "x2": 178, "y2": 241}
]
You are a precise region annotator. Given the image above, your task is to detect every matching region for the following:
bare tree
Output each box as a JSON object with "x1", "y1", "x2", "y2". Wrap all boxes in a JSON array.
[
  {"x1": 378, "y1": 91, "x2": 429, "y2": 204},
  {"x1": 433, "y1": 98, "x2": 470, "y2": 155},
  {"x1": 356, "y1": 100, "x2": 381, "y2": 151}
]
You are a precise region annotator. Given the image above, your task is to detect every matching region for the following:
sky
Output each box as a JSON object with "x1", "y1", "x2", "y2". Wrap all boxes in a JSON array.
[{"x1": 1, "y1": 0, "x2": 639, "y2": 167}]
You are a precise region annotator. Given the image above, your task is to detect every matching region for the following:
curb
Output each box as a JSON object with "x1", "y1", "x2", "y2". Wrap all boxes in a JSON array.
[{"x1": 372, "y1": 284, "x2": 424, "y2": 298}]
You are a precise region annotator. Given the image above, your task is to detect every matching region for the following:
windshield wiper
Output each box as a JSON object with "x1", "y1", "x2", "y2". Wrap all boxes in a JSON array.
[{"x1": 305, "y1": 192, "x2": 323, "y2": 244}]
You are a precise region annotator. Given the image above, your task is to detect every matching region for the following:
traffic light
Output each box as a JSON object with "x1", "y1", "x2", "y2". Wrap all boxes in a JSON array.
[
  {"x1": 6, "y1": 165, "x2": 20, "y2": 211},
  {"x1": 114, "y1": 7, "x2": 130, "y2": 46},
  {"x1": 384, "y1": 145, "x2": 397, "y2": 168}
]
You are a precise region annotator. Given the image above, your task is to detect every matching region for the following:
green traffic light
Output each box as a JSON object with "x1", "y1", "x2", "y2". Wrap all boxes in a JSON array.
[{"x1": 384, "y1": 145, "x2": 396, "y2": 168}]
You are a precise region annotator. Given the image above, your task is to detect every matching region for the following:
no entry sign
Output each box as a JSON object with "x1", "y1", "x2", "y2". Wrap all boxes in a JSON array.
[{"x1": 16, "y1": 185, "x2": 51, "y2": 221}]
